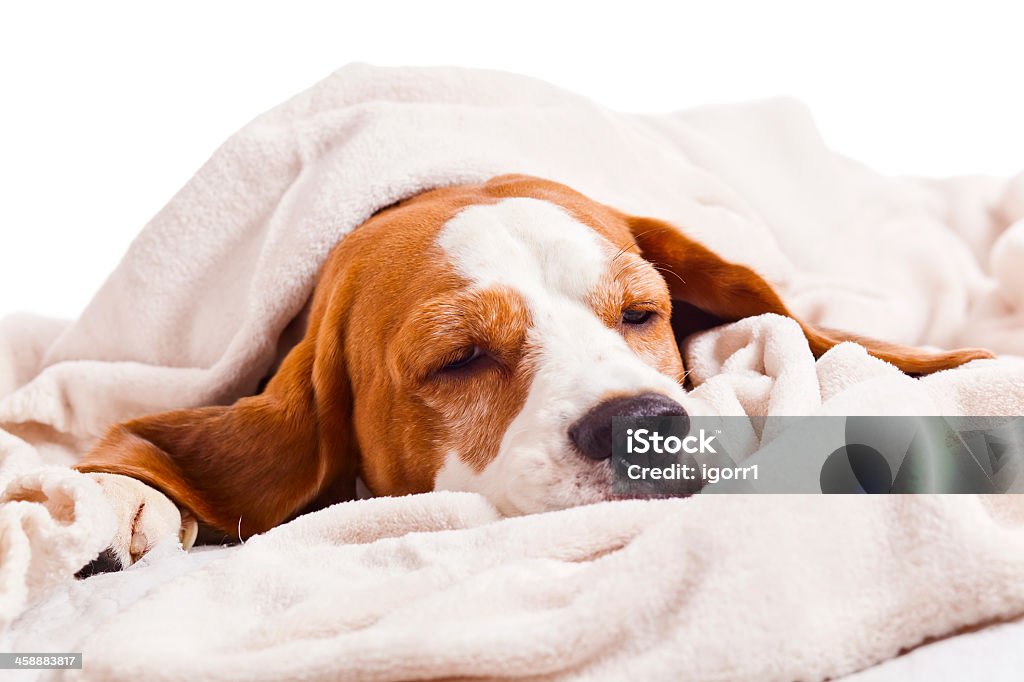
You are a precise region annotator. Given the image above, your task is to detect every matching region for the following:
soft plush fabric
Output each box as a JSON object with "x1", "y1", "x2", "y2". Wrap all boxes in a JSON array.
[
  {"x1": 1, "y1": 64, "x2": 1023, "y2": 681},
  {"x1": 9, "y1": 493, "x2": 1024, "y2": 682}
]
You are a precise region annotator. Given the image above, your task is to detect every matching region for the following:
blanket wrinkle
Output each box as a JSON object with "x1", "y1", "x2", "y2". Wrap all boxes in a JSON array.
[{"x1": 1, "y1": 64, "x2": 1023, "y2": 681}]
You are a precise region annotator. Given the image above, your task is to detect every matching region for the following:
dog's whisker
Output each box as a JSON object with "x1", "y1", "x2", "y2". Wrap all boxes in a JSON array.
[
  {"x1": 651, "y1": 262, "x2": 687, "y2": 288},
  {"x1": 612, "y1": 258, "x2": 650, "y2": 281},
  {"x1": 610, "y1": 239, "x2": 637, "y2": 264}
]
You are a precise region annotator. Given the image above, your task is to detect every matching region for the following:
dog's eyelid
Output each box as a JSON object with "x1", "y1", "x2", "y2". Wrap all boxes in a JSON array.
[
  {"x1": 441, "y1": 345, "x2": 482, "y2": 370},
  {"x1": 619, "y1": 299, "x2": 664, "y2": 327},
  {"x1": 430, "y1": 344, "x2": 501, "y2": 379}
]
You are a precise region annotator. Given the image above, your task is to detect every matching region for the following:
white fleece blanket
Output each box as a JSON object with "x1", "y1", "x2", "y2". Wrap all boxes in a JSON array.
[{"x1": 2, "y1": 64, "x2": 1024, "y2": 681}]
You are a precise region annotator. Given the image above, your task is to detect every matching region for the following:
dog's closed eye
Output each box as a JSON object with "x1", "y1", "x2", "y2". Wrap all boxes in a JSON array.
[
  {"x1": 438, "y1": 345, "x2": 485, "y2": 373},
  {"x1": 621, "y1": 307, "x2": 655, "y2": 325}
]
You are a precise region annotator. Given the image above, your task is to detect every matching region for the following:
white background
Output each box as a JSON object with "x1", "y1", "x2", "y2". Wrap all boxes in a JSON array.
[{"x1": 1, "y1": 0, "x2": 1021, "y2": 319}]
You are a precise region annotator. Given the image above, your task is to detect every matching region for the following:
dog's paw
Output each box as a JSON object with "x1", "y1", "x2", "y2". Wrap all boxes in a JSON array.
[{"x1": 76, "y1": 473, "x2": 198, "y2": 577}]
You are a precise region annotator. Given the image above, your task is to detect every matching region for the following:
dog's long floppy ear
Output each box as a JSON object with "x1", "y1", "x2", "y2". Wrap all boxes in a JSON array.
[
  {"x1": 75, "y1": 261, "x2": 356, "y2": 538},
  {"x1": 629, "y1": 215, "x2": 993, "y2": 376}
]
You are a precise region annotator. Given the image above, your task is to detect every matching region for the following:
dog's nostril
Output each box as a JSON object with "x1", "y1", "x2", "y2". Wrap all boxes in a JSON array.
[{"x1": 568, "y1": 393, "x2": 689, "y2": 461}]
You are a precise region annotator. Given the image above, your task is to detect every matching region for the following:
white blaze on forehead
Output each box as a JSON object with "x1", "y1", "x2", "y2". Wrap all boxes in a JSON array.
[{"x1": 437, "y1": 198, "x2": 610, "y2": 301}]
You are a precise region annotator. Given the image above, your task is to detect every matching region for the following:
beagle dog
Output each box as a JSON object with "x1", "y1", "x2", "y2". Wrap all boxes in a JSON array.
[{"x1": 74, "y1": 175, "x2": 992, "y2": 573}]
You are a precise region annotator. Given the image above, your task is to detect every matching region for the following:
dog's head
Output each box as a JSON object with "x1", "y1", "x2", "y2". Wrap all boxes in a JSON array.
[
  {"x1": 335, "y1": 177, "x2": 693, "y2": 516},
  {"x1": 79, "y1": 175, "x2": 991, "y2": 534}
]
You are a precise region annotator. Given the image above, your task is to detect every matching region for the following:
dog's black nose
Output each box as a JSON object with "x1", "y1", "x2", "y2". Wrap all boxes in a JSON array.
[{"x1": 568, "y1": 393, "x2": 689, "y2": 461}]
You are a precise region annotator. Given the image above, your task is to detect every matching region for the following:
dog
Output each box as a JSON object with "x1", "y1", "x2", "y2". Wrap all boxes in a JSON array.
[{"x1": 73, "y1": 174, "x2": 993, "y2": 573}]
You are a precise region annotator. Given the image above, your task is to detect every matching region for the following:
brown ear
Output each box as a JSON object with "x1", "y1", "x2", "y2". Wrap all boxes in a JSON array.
[
  {"x1": 75, "y1": 264, "x2": 356, "y2": 538},
  {"x1": 629, "y1": 216, "x2": 994, "y2": 376}
]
